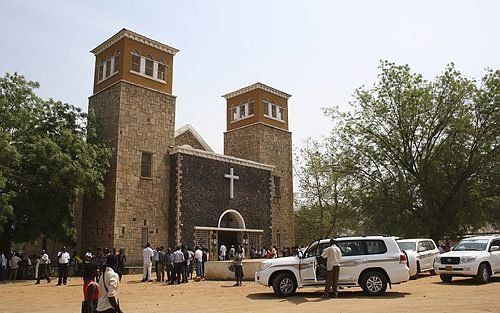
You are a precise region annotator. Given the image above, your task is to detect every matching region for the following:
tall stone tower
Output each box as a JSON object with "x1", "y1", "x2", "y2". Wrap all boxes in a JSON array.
[
  {"x1": 223, "y1": 83, "x2": 295, "y2": 249},
  {"x1": 82, "y1": 29, "x2": 179, "y2": 264}
]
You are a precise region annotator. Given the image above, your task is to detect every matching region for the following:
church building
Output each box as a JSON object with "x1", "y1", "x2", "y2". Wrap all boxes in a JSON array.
[{"x1": 81, "y1": 29, "x2": 295, "y2": 264}]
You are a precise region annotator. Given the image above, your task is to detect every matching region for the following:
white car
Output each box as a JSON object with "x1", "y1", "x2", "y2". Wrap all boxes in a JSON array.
[
  {"x1": 255, "y1": 236, "x2": 410, "y2": 296},
  {"x1": 397, "y1": 239, "x2": 440, "y2": 278},
  {"x1": 434, "y1": 235, "x2": 500, "y2": 283}
]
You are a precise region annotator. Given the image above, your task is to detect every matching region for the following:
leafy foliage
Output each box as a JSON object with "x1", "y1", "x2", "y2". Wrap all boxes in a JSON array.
[{"x1": 0, "y1": 73, "x2": 111, "y2": 249}]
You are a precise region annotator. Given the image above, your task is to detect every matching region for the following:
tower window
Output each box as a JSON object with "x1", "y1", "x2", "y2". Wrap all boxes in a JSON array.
[
  {"x1": 96, "y1": 51, "x2": 120, "y2": 84},
  {"x1": 113, "y1": 53, "x2": 120, "y2": 74},
  {"x1": 97, "y1": 62, "x2": 104, "y2": 81},
  {"x1": 145, "y1": 56, "x2": 154, "y2": 77},
  {"x1": 273, "y1": 176, "x2": 281, "y2": 198},
  {"x1": 131, "y1": 51, "x2": 141, "y2": 72},
  {"x1": 141, "y1": 152, "x2": 152, "y2": 178},
  {"x1": 263, "y1": 100, "x2": 285, "y2": 122},
  {"x1": 130, "y1": 51, "x2": 167, "y2": 82},
  {"x1": 157, "y1": 62, "x2": 166, "y2": 81},
  {"x1": 230, "y1": 99, "x2": 255, "y2": 122}
]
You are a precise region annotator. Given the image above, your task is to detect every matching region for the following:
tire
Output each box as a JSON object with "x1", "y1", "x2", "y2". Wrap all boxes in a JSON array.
[
  {"x1": 475, "y1": 263, "x2": 490, "y2": 284},
  {"x1": 272, "y1": 273, "x2": 297, "y2": 297},
  {"x1": 360, "y1": 271, "x2": 387, "y2": 296},
  {"x1": 440, "y1": 274, "x2": 453, "y2": 283}
]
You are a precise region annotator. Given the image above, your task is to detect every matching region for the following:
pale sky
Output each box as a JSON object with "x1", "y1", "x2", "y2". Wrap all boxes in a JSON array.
[{"x1": 1, "y1": 0, "x2": 499, "y2": 153}]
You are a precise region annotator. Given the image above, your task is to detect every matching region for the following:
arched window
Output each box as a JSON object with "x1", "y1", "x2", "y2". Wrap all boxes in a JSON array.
[
  {"x1": 105, "y1": 56, "x2": 112, "y2": 77},
  {"x1": 131, "y1": 50, "x2": 141, "y2": 72},
  {"x1": 144, "y1": 55, "x2": 154, "y2": 77},
  {"x1": 263, "y1": 99, "x2": 270, "y2": 116},
  {"x1": 97, "y1": 61, "x2": 104, "y2": 81},
  {"x1": 248, "y1": 98, "x2": 255, "y2": 116},
  {"x1": 113, "y1": 51, "x2": 120, "y2": 74},
  {"x1": 157, "y1": 59, "x2": 166, "y2": 81}
]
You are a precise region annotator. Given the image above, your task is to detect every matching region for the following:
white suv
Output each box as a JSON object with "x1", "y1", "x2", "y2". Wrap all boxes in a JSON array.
[
  {"x1": 255, "y1": 236, "x2": 410, "y2": 296},
  {"x1": 434, "y1": 235, "x2": 500, "y2": 284},
  {"x1": 397, "y1": 239, "x2": 440, "y2": 277}
]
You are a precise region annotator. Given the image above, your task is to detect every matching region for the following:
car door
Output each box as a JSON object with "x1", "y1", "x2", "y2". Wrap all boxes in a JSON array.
[
  {"x1": 427, "y1": 240, "x2": 440, "y2": 269},
  {"x1": 489, "y1": 239, "x2": 500, "y2": 273},
  {"x1": 299, "y1": 240, "x2": 319, "y2": 283},
  {"x1": 337, "y1": 240, "x2": 367, "y2": 284}
]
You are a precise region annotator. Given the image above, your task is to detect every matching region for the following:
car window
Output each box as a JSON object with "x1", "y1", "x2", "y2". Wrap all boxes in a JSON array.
[
  {"x1": 397, "y1": 242, "x2": 416, "y2": 251},
  {"x1": 304, "y1": 241, "x2": 319, "y2": 258},
  {"x1": 318, "y1": 243, "x2": 331, "y2": 257},
  {"x1": 338, "y1": 241, "x2": 364, "y2": 256},
  {"x1": 337, "y1": 240, "x2": 388, "y2": 256},
  {"x1": 425, "y1": 241, "x2": 436, "y2": 250},
  {"x1": 417, "y1": 241, "x2": 426, "y2": 251},
  {"x1": 366, "y1": 240, "x2": 388, "y2": 254},
  {"x1": 490, "y1": 239, "x2": 500, "y2": 250},
  {"x1": 453, "y1": 239, "x2": 489, "y2": 251}
]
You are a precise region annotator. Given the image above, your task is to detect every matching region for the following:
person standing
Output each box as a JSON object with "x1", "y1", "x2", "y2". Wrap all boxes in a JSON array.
[
  {"x1": 202, "y1": 248, "x2": 208, "y2": 278},
  {"x1": 82, "y1": 262, "x2": 99, "y2": 313},
  {"x1": 321, "y1": 239, "x2": 343, "y2": 298},
  {"x1": 157, "y1": 247, "x2": 166, "y2": 282},
  {"x1": 37, "y1": 250, "x2": 51, "y2": 284},
  {"x1": 142, "y1": 243, "x2": 154, "y2": 282},
  {"x1": 228, "y1": 245, "x2": 235, "y2": 260},
  {"x1": 57, "y1": 246, "x2": 70, "y2": 285},
  {"x1": 219, "y1": 244, "x2": 227, "y2": 261},
  {"x1": 97, "y1": 255, "x2": 124, "y2": 313},
  {"x1": 172, "y1": 246, "x2": 184, "y2": 284},
  {"x1": 1, "y1": 252, "x2": 7, "y2": 281},
  {"x1": 153, "y1": 247, "x2": 160, "y2": 282},
  {"x1": 194, "y1": 246, "x2": 203, "y2": 278},
  {"x1": 165, "y1": 248, "x2": 174, "y2": 284},
  {"x1": 117, "y1": 249, "x2": 126, "y2": 282},
  {"x1": 9, "y1": 253, "x2": 21, "y2": 280},
  {"x1": 181, "y1": 245, "x2": 189, "y2": 283},
  {"x1": 233, "y1": 246, "x2": 244, "y2": 286}
]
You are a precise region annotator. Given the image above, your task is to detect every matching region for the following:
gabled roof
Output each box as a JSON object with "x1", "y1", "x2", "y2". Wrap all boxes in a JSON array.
[
  {"x1": 91, "y1": 28, "x2": 180, "y2": 56},
  {"x1": 222, "y1": 82, "x2": 291, "y2": 100},
  {"x1": 174, "y1": 124, "x2": 213, "y2": 152}
]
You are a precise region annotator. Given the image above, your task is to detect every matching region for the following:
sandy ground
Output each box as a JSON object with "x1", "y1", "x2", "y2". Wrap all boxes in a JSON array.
[{"x1": 1, "y1": 274, "x2": 499, "y2": 313}]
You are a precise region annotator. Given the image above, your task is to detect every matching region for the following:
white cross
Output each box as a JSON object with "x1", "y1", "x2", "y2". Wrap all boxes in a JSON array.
[{"x1": 224, "y1": 167, "x2": 239, "y2": 199}]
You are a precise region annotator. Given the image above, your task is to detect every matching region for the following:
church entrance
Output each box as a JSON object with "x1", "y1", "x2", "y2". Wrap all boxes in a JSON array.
[{"x1": 193, "y1": 209, "x2": 263, "y2": 260}]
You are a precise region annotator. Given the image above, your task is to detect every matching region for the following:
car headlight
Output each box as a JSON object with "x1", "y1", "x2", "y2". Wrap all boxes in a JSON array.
[
  {"x1": 434, "y1": 257, "x2": 441, "y2": 264},
  {"x1": 259, "y1": 263, "x2": 272, "y2": 271},
  {"x1": 460, "y1": 257, "x2": 477, "y2": 263}
]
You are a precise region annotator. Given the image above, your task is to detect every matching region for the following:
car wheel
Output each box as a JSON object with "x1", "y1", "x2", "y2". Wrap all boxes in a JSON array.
[
  {"x1": 475, "y1": 263, "x2": 490, "y2": 284},
  {"x1": 440, "y1": 274, "x2": 453, "y2": 283},
  {"x1": 272, "y1": 273, "x2": 297, "y2": 297},
  {"x1": 360, "y1": 271, "x2": 387, "y2": 296}
]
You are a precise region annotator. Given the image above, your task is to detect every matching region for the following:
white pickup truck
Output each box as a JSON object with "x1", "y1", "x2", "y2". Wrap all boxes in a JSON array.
[{"x1": 255, "y1": 236, "x2": 410, "y2": 296}]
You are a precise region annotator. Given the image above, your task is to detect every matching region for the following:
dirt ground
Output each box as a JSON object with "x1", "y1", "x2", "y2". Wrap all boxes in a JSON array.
[{"x1": 1, "y1": 274, "x2": 499, "y2": 313}]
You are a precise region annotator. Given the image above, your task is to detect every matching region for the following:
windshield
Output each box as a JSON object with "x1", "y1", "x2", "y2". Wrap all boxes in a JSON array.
[
  {"x1": 397, "y1": 242, "x2": 416, "y2": 251},
  {"x1": 453, "y1": 239, "x2": 489, "y2": 251}
]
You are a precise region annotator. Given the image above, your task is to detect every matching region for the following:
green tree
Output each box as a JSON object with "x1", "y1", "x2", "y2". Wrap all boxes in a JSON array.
[
  {"x1": 0, "y1": 73, "x2": 112, "y2": 250},
  {"x1": 324, "y1": 62, "x2": 499, "y2": 242},
  {"x1": 294, "y1": 139, "x2": 360, "y2": 245}
]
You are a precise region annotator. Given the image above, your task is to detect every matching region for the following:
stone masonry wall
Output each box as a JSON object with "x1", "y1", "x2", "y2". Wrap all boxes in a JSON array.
[
  {"x1": 224, "y1": 123, "x2": 295, "y2": 249},
  {"x1": 175, "y1": 131, "x2": 207, "y2": 151},
  {"x1": 170, "y1": 152, "x2": 272, "y2": 248},
  {"x1": 114, "y1": 82, "x2": 176, "y2": 264},
  {"x1": 82, "y1": 81, "x2": 176, "y2": 265}
]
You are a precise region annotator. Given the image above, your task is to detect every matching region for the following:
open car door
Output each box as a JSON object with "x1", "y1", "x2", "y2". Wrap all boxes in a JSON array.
[{"x1": 299, "y1": 240, "x2": 319, "y2": 283}]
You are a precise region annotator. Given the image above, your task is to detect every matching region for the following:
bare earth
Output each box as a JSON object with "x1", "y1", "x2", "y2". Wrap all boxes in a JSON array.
[{"x1": 1, "y1": 274, "x2": 499, "y2": 313}]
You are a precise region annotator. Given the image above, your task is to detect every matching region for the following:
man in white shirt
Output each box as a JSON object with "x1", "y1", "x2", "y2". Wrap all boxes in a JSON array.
[
  {"x1": 0, "y1": 252, "x2": 7, "y2": 281},
  {"x1": 9, "y1": 253, "x2": 21, "y2": 280},
  {"x1": 194, "y1": 246, "x2": 203, "y2": 278},
  {"x1": 219, "y1": 244, "x2": 227, "y2": 261},
  {"x1": 172, "y1": 246, "x2": 184, "y2": 284},
  {"x1": 57, "y1": 247, "x2": 70, "y2": 285},
  {"x1": 321, "y1": 240, "x2": 343, "y2": 298},
  {"x1": 97, "y1": 254, "x2": 124, "y2": 313},
  {"x1": 36, "y1": 250, "x2": 51, "y2": 284},
  {"x1": 141, "y1": 243, "x2": 154, "y2": 282}
]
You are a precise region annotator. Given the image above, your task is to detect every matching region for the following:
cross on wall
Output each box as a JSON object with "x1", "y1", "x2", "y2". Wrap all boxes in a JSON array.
[{"x1": 224, "y1": 167, "x2": 239, "y2": 199}]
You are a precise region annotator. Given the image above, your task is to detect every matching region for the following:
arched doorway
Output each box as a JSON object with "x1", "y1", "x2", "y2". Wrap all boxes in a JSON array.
[{"x1": 217, "y1": 210, "x2": 245, "y2": 258}]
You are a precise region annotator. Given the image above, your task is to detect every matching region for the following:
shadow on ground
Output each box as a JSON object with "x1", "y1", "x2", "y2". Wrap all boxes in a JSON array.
[
  {"x1": 247, "y1": 290, "x2": 410, "y2": 305},
  {"x1": 432, "y1": 276, "x2": 500, "y2": 286}
]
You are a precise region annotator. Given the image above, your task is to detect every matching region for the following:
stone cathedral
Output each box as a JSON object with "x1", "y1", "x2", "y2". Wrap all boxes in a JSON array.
[{"x1": 81, "y1": 29, "x2": 295, "y2": 264}]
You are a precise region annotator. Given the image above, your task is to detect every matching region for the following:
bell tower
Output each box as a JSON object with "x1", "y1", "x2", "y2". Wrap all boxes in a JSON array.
[{"x1": 223, "y1": 82, "x2": 295, "y2": 249}]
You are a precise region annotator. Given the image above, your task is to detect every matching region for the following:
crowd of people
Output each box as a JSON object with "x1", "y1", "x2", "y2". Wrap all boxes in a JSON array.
[{"x1": 141, "y1": 243, "x2": 209, "y2": 285}]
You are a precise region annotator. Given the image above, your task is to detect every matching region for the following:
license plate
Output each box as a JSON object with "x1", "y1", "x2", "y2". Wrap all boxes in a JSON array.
[{"x1": 446, "y1": 266, "x2": 453, "y2": 271}]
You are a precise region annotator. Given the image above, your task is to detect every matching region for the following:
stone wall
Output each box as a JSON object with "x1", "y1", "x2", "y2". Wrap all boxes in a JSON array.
[
  {"x1": 170, "y1": 151, "x2": 273, "y2": 248},
  {"x1": 175, "y1": 131, "x2": 207, "y2": 151},
  {"x1": 224, "y1": 123, "x2": 295, "y2": 249},
  {"x1": 82, "y1": 81, "x2": 176, "y2": 265}
]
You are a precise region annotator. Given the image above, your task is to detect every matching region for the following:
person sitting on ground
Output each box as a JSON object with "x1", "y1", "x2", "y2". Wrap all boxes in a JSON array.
[
  {"x1": 82, "y1": 262, "x2": 100, "y2": 313},
  {"x1": 97, "y1": 255, "x2": 123, "y2": 313}
]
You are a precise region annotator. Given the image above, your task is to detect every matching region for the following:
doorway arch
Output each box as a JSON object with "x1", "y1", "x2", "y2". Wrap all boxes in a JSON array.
[{"x1": 218, "y1": 209, "x2": 246, "y2": 229}]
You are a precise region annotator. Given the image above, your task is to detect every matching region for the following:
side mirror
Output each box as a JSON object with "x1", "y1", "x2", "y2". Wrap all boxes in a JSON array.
[{"x1": 490, "y1": 246, "x2": 499, "y2": 252}]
